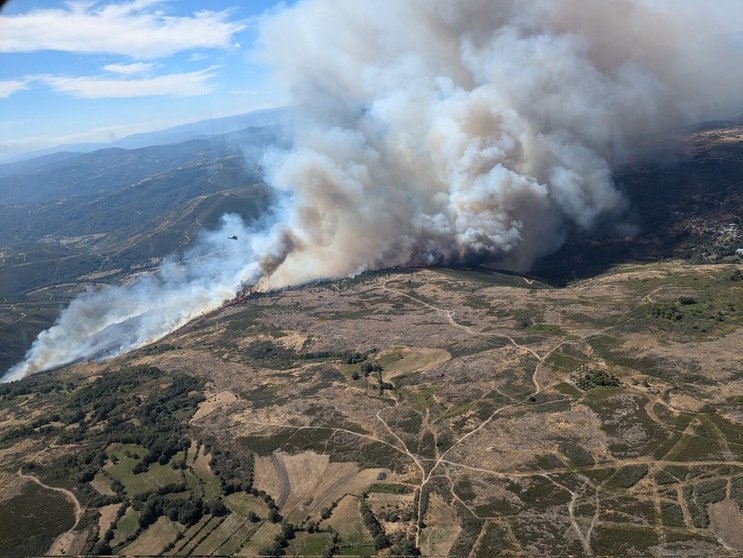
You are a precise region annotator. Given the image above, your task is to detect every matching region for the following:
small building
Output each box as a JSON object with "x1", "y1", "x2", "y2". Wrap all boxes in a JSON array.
[{"x1": 736, "y1": 248, "x2": 743, "y2": 258}]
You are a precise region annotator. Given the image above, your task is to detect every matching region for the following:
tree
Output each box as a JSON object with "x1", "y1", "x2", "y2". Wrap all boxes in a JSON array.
[
  {"x1": 92, "y1": 541, "x2": 112, "y2": 555},
  {"x1": 390, "y1": 537, "x2": 420, "y2": 556},
  {"x1": 280, "y1": 521, "x2": 295, "y2": 540},
  {"x1": 373, "y1": 532, "x2": 390, "y2": 550},
  {"x1": 210, "y1": 499, "x2": 229, "y2": 517},
  {"x1": 177, "y1": 501, "x2": 203, "y2": 526},
  {"x1": 139, "y1": 497, "x2": 162, "y2": 528}
]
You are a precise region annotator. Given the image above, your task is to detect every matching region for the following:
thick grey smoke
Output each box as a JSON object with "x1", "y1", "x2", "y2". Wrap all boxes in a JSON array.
[{"x1": 4, "y1": 0, "x2": 742, "y2": 381}]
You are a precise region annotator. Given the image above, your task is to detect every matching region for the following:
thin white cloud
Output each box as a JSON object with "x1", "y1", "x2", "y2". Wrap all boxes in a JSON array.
[
  {"x1": 41, "y1": 67, "x2": 218, "y2": 99},
  {"x1": 0, "y1": 79, "x2": 29, "y2": 98},
  {"x1": 102, "y1": 62, "x2": 155, "y2": 75},
  {"x1": 0, "y1": 1, "x2": 247, "y2": 59}
]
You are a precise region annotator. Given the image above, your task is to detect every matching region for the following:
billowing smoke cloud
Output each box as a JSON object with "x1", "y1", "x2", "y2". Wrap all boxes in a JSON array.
[
  {"x1": 4, "y1": 0, "x2": 742, "y2": 381},
  {"x1": 256, "y1": 0, "x2": 743, "y2": 286},
  {"x1": 2, "y1": 213, "x2": 292, "y2": 382}
]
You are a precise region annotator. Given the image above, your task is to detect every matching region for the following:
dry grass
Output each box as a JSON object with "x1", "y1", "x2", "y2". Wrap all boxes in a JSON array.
[
  {"x1": 173, "y1": 515, "x2": 221, "y2": 556},
  {"x1": 377, "y1": 346, "x2": 451, "y2": 379},
  {"x1": 253, "y1": 451, "x2": 390, "y2": 523},
  {"x1": 192, "y1": 513, "x2": 247, "y2": 555},
  {"x1": 121, "y1": 516, "x2": 182, "y2": 556},
  {"x1": 235, "y1": 522, "x2": 281, "y2": 556},
  {"x1": 325, "y1": 495, "x2": 371, "y2": 546},
  {"x1": 4, "y1": 261, "x2": 743, "y2": 557},
  {"x1": 167, "y1": 514, "x2": 212, "y2": 556},
  {"x1": 98, "y1": 503, "x2": 119, "y2": 538},
  {"x1": 46, "y1": 529, "x2": 87, "y2": 557},
  {"x1": 191, "y1": 389, "x2": 239, "y2": 421},
  {"x1": 192, "y1": 445, "x2": 220, "y2": 500},
  {"x1": 708, "y1": 499, "x2": 743, "y2": 551},
  {"x1": 419, "y1": 493, "x2": 462, "y2": 558},
  {"x1": 224, "y1": 492, "x2": 269, "y2": 518},
  {"x1": 90, "y1": 473, "x2": 115, "y2": 496}
]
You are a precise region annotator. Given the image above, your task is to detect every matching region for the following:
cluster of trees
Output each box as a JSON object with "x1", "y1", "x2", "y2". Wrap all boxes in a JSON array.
[
  {"x1": 360, "y1": 498, "x2": 389, "y2": 550},
  {"x1": 18, "y1": 366, "x2": 207, "y2": 513},
  {"x1": 249, "y1": 488, "x2": 282, "y2": 523},
  {"x1": 10, "y1": 365, "x2": 313, "y2": 557},
  {"x1": 92, "y1": 502, "x2": 131, "y2": 554},
  {"x1": 1, "y1": 420, "x2": 58, "y2": 442},
  {"x1": 58, "y1": 367, "x2": 204, "y2": 461},
  {"x1": 0, "y1": 378, "x2": 72, "y2": 399},
  {"x1": 650, "y1": 303, "x2": 685, "y2": 322},
  {"x1": 342, "y1": 351, "x2": 368, "y2": 365},
  {"x1": 135, "y1": 343, "x2": 180, "y2": 356},
  {"x1": 259, "y1": 521, "x2": 297, "y2": 557},
  {"x1": 243, "y1": 340, "x2": 381, "y2": 371},
  {"x1": 576, "y1": 369, "x2": 621, "y2": 391},
  {"x1": 349, "y1": 360, "x2": 395, "y2": 394},
  {"x1": 136, "y1": 493, "x2": 211, "y2": 529},
  {"x1": 320, "y1": 500, "x2": 337, "y2": 519},
  {"x1": 210, "y1": 445, "x2": 255, "y2": 494},
  {"x1": 361, "y1": 362, "x2": 383, "y2": 375}
]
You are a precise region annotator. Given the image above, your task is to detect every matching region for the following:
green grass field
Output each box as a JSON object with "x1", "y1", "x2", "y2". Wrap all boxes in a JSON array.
[
  {"x1": 111, "y1": 507, "x2": 140, "y2": 548},
  {"x1": 105, "y1": 444, "x2": 183, "y2": 495},
  {"x1": 286, "y1": 532, "x2": 333, "y2": 556}
]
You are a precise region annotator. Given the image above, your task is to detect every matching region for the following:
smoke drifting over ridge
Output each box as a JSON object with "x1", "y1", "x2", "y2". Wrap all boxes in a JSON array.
[{"x1": 4, "y1": 0, "x2": 743, "y2": 381}]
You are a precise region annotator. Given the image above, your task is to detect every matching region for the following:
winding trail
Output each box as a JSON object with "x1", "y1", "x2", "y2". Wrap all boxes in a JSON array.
[
  {"x1": 376, "y1": 407, "x2": 426, "y2": 478},
  {"x1": 381, "y1": 275, "x2": 553, "y2": 545},
  {"x1": 233, "y1": 271, "x2": 724, "y2": 554},
  {"x1": 17, "y1": 468, "x2": 83, "y2": 527},
  {"x1": 0, "y1": 311, "x2": 27, "y2": 329},
  {"x1": 0, "y1": 299, "x2": 27, "y2": 329},
  {"x1": 378, "y1": 273, "x2": 642, "y2": 551},
  {"x1": 248, "y1": 420, "x2": 416, "y2": 460},
  {"x1": 541, "y1": 473, "x2": 594, "y2": 555}
]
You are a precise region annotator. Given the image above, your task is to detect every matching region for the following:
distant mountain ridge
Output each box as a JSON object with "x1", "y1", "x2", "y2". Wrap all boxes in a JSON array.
[
  {"x1": 0, "y1": 124, "x2": 284, "y2": 205},
  {"x1": 0, "y1": 107, "x2": 288, "y2": 164}
]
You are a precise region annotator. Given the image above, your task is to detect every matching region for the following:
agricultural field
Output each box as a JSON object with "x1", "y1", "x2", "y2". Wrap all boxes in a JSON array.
[{"x1": 0, "y1": 260, "x2": 742, "y2": 556}]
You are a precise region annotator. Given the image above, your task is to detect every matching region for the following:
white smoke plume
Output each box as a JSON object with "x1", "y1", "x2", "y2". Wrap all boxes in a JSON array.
[
  {"x1": 2, "y1": 213, "x2": 292, "y2": 382},
  {"x1": 4, "y1": 0, "x2": 742, "y2": 381}
]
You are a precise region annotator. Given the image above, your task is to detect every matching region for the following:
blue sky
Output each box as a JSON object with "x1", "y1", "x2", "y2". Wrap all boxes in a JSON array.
[{"x1": 0, "y1": 0, "x2": 291, "y2": 159}]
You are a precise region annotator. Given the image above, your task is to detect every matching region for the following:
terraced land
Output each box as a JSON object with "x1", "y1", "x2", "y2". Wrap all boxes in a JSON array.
[{"x1": 0, "y1": 261, "x2": 742, "y2": 556}]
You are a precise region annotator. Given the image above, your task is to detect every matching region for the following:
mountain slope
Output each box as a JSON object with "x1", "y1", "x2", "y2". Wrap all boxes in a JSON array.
[{"x1": 1, "y1": 262, "x2": 742, "y2": 556}]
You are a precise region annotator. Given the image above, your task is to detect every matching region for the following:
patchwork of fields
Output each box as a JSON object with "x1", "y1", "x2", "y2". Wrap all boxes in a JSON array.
[{"x1": 0, "y1": 261, "x2": 742, "y2": 556}]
